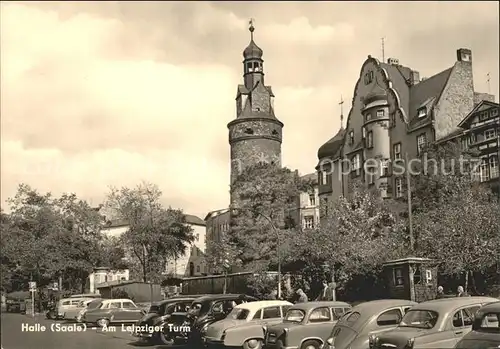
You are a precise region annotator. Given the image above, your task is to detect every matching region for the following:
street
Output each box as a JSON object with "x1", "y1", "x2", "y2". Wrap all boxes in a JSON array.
[{"x1": 0, "y1": 313, "x2": 181, "y2": 349}]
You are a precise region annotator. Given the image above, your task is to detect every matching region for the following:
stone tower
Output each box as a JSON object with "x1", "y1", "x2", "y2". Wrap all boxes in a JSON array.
[{"x1": 228, "y1": 21, "x2": 284, "y2": 204}]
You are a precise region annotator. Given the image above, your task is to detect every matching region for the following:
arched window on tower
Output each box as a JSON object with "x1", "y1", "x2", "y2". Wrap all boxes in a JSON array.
[
  {"x1": 253, "y1": 61, "x2": 260, "y2": 72},
  {"x1": 247, "y1": 62, "x2": 254, "y2": 73},
  {"x1": 244, "y1": 128, "x2": 254, "y2": 135}
]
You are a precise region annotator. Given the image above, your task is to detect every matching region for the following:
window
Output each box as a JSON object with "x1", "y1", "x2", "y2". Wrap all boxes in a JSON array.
[
  {"x1": 463, "y1": 306, "x2": 481, "y2": 326},
  {"x1": 321, "y1": 171, "x2": 327, "y2": 185},
  {"x1": 244, "y1": 128, "x2": 254, "y2": 135},
  {"x1": 453, "y1": 310, "x2": 464, "y2": 328},
  {"x1": 366, "y1": 131, "x2": 373, "y2": 148},
  {"x1": 309, "y1": 194, "x2": 316, "y2": 206},
  {"x1": 490, "y1": 156, "x2": 499, "y2": 178},
  {"x1": 491, "y1": 108, "x2": 499, "y2": 117},
  {"x1": 376, "y1": 109, "x2": 385, "y2": 118},
  {"x1": 367, "y1": 166, "x2": 375, "y2": 184},
  {"x1": 381, "y1": 159, "x2": 390, "y2": 177},
  {"x1": 303, "y1": 216, "x2": 314, "y2": 229},
  {"x1": 228, "y1": 308, "x2": 249, "y2": 320},
  {"x1": 352, "y1": 154, "x2": 361, "y2": 171},
  {"x1": 122, "y1": 302, "x2": 136, "y2": 309},
  {"x1": 480, "y1": 159, "x2": 489, "y2": 182},
  {"x1": 62, "y1": 301, "x2": 71, "y2": 306},
  {"x1": 109, "y1": 302, "x2": 121, "y2": 309},
  {"x1": 417, "y1": 134, "x2": 427, "y2": 155},
  {"x1": 246, "y1": 63, "x2": 253, "y2": 72},
  {"x1": 309, "y1": 307, "x2": 331, "y2": 323},
  {"x1": 377, "y1": 309, "x2": 402, "y2": 326},
  {"x1": 285, "y1": 309, "x2": 305, "y2": 322},
  {"x1": 401, "y1": 310, "x2": 438, "y2": 329},
  {"x1": 272, "y1": 130, "x2": 279, "y2": 136},
  {"x1": 196, "y1": 265, "x2": 200, "y2": 273},
  {"x1": 395, "y1": 178, "x2": 403, "y2": 198},
  {"x1": 366, "y1": 113, "x2": 372, "y2": 122},
  {"x1": 262, "y1": 306, "x2": 281, "y2": 319},
  {"x1": 393, "y1": 267, "x2": 404, "y2": 286},
  {"x1": 484, "y1": 129, "x2": 496, "y2": 140},
  {"x1": 393, "y1": 143, "x2": 402, "y2": 160},
  {"x1": 479, "y1": 312, "x2": 500, "y2": 329},
  {"x1": 282, "y1": 305, "x2": 292, "y2": 315},
  {"x1": 349, "y1": 131, "x2": 354, "y2": 145},
  {"x1": 403, "y1": 307, "x2": 412, "y2": 315},
  {"x1": 364, "y1": 70, "x2": 374, "y2": 85},
  {"x1": 253, "y1": 61, "x2": 260, "y2": 71},
  {"x1": 332, "y1": 307, "x2": 349, "y2": 320},
  {"x1": 417, "y1": 107, "x2": 427, "y2": 118},
  {"x1": 252, "y1": 309, "x2": 262, "y2": 320}
]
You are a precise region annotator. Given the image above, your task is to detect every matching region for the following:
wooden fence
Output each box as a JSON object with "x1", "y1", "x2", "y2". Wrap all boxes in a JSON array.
[{"x1": 181, "y1": 272, "x2": 254, "y2": 294}]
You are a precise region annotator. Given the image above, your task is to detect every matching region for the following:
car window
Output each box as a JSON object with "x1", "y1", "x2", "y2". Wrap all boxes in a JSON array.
[
  {"x1": 108, "y1": 302, "x2": 121, "y2": 309},
  {"x1": 332, "y1": 307, "x2": 348, "y2": 319},
  {"x1": 282, "y1": 305, "x2": 292, "y2": 315},
  {"x1": 71, "y1": 300, "x2": 81, "y2": 305},
  {"x1": 62, "y1": 301, "x2": 70, "y2": 306},
  {"x1": 212, "y1": 301, "x2": 223, "y2": 313},
  {"x1": 403, "y1": 307, "x2": 412, "y2": 314},
  {"x1": 285, "y1": 309, "x2": 305, "y2": 322},
  {"x1": 377, "y1": 309, "x2": 402, "y2": 326},
  {"x1": 262, "y1": 306, "x2": 281, "y2": 319},
  {"x1": 453, "y1": 310, "x2": 464, "y2": 328},
  {"x1": 463, "y1": 306, "x2": 480, "y2": 326},
  {"x1": 122, "y1": 302, "x2": 136, "y2": 309},
  {"x1": 401, "y1": 310, "x2": 438, "y2": 329},
  {"x1": 480, "y1": 312, "x2": 500, "y2": 329},
  {"x1": 309, "y1": 307, "x2": 331, "y2": 323},
  {"x1": 344, "y1": 312, "x2": 360, "y2": 325},
  {"x1": 252, "y1": 309, "x2": 262, "y2": 320}
]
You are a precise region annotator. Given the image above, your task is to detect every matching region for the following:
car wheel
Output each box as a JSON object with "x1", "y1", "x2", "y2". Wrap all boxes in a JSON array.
[
  {"x1": 301, "y1": 339, "x2": 321, "y2": 349},
  {"x1": 96, "y1": 318, "x2": 110, "y2": 328},
  {"x1": 157, "y1": 331, "x2": 175, "y2": 345},
  {"x1": 243, "y1": 338, "x2": 264, "y2": 349}
]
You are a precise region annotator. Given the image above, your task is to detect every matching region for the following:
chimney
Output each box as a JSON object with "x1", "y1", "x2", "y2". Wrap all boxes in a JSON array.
[
  {"x1": 410, "y1": 71, "x2": 420, "y2": 86},
  {"x1": 456, "y1": 48, "x2": 472, "y2": 63},
  {"x1": 387, "y1": 58, "x2": 399, "y2": 66}
]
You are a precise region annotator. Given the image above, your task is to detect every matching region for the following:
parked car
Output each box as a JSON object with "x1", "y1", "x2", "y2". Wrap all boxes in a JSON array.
[
  {"x1": 265, "y1": 301, "x2": 351, "y2": 349},
  {"x1": 57, "y1": 297, "x2": 94, "y2": 319},
  {"x1": 132, "y1": 296, "x2": 198, "y2": 344},
  {"x1": 168, "y1": 294, "x2": 258, "y2": 346},
  {"x1": 63, "y1": 299, "x2": 95, "y2": 321},
  {"x1": 372, "y1": 296, "x2": 498, "y2": 349},
  {"x1": 76, "y1": 299, "x2": 103, "y2": 323},
  {"x1": 82, "y1": 298, "x2": 146, "y2": 327},
  {"x1": 204, "y1": 299, "x2": 292, "y2": 349},
  {"x1": 323, "y1": 299, "x2": 417, "y2": 349},
  {"x1": 454, "y1": 301, "x2": 500, "y2": 349}
]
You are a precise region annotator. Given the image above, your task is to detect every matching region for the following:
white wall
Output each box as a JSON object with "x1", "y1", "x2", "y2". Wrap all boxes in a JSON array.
[{"x1": 88, "y1": 269, "x2": 130, "y2": 293}]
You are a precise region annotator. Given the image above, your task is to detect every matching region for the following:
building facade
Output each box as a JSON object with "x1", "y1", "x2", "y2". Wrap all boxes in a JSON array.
[
  {"x1": 317, "y1": 48, "x2": 496, "y2": 201},
  {"x1": 88, "y1": 267, "x2": 130, "y2": 294},
  {"x1": 290, "y1": 173, "x2": 320, "y2": 229},
  {"x1": 228, "y1": 22, "x2": 284, "y2": 206},
  {"x1": 204, "y1": 209, "x2": 231, "y2": 274}
]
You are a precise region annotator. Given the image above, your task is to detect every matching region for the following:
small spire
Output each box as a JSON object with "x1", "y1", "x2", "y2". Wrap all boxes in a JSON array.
[
  {"x1": 249, "y1": 18, "x2": 255, "y2": 40},
  {"x1": 339, "y1": 95, "x2": 345, "y2": 129}
]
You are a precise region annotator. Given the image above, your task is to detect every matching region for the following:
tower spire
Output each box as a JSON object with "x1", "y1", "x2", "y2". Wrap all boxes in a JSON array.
[
  {"x1": 339, "y1": 95, "x2": 344, "y2": 129},
  {"x1": 249, "y1": 18, "x2": 255, "y2": 41},
  {"x1": 487, "y1": 72, "x2": 491, "y2": 94}
]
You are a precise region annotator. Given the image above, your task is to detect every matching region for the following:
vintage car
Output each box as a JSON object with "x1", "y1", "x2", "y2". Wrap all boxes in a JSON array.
[
  {"x1": 81, "y1": 298, "x2": 146, "y2": 327},
  {"x1": 132, "y1": 296, "x2": 198, "y2": 344},
  {"x1": 180, "y1": 294, "x2": 258, "y2": 345},
  {"x1": 265, "y1": 301, "x2": 351, "y2": 349},
  {"x1": 204, "y1": 299, "x2": 292, "y2": 349},
  {"x1": 454, "y1": 301, "x2": 500, "y2": 349},
  {"x1": 323, "y1": 299, "x2": 417, "y2": 349},
  {"x1": 76, "y1": 299, "x2": 103, "y2": 323},
  {"x1": 372, "y1": 296, "x2": 499, "y2": 349},
  {"x1": 63, "y1": 299, "x2": 95, "y2": 321}
]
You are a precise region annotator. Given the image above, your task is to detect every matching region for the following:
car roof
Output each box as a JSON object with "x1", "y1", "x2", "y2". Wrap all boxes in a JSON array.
[
  {"x1": 102, "y1": 298, "x2": 134, "y2": 303},
  {"x1": 152, "y1": 297, "x2": 197, "y2": 306},
  {"x1": 290, "y1": 301, "x2": 351, "y2": 311},
  {"x1": 235, "y1": 300, "x2": 292, "y2": 311},
  {"x1": 411, "y1": 297, "x2": 499, "y2": 311},
  {"x1": 477, "y1": 300, "x2": 500, "y2": 313},
  {"x1": 351, "y1": 299, "x2": 416, "y2": 312},
  {"x1": 192, "y1": 294, "x2": 258, "y2": 303}
]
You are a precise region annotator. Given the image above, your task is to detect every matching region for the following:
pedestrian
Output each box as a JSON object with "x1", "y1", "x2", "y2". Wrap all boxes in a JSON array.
[
  {"x1": 436, "y1": 286, "x2": 444, "y2": 299},
  {"x1": 457, "y1": 286, "x2": 467, "y2": 297},
  {"x1": 295, "y1": 289, "x2": 308, "y2": 303},
  {"x1": 316, "y1": 281, "x2": 330, "y2": 301}
]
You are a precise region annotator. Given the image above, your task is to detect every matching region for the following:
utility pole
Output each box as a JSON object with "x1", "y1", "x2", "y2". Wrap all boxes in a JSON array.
[
  {"x1": 381, "y1": 37, "x2": 386, "y2": 63},
  {"x1": 405, "y1": 152, "x2": 414, "y2": 251}
]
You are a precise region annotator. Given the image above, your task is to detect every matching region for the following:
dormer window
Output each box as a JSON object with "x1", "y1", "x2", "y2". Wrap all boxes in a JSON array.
[
  {"x1": 417, "y1": 107, "x2": 427, "y2": 118},
  {"x1": 376, "y1": 110, "x2": 385, "y2": 118},
  {"x1": 244, "y1": 128, "x2": 254, "y2": 135},
  {"x1": 349, "y1": 131, "x2": 354, "y2": 145}
]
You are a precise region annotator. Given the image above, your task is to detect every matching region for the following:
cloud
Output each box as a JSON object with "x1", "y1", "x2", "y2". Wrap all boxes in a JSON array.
[{"x1": 1, "y1": 1, "x2": 498, "y2": 218}]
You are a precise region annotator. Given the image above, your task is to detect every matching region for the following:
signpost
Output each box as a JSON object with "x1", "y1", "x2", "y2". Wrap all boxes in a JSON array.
[{"x1": 29, "y1": 281, "x2": 36, "y2": 317}]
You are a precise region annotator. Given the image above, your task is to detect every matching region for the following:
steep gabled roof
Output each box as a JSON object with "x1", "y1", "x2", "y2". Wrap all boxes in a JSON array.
[
  {"x1": 317, "y1": 127, "x2": 345, "y2": 160},
  {"x1": 184, "y1": 214, "x2": 206, "y2": 226},
  {"x1": 457, "y1": 100, "x2": 500, "y2": 128}
]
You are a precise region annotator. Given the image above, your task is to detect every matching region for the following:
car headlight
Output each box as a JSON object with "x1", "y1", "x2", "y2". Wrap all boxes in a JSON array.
[
  {"x1": 326, "y1": 337, "x2": 335, "y2": 349},
  {"x1": 406, "y1": 338, "x2": 415, "y2": 349},
  {"x1": 369, "y1": 334, "x2": 379, "y2": 348}
]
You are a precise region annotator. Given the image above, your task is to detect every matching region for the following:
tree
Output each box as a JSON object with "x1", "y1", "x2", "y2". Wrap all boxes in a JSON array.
[
  {"x1": 105, "y1": 182, "x2": 195, "y2": 283},
  {"x1": 290, "y1": 183, "x2": 407, "y2": 295},
  {"x1": 228, "y1": 163, "x2": 313, "y2": 272},
  {"x1": 411, "y1": 142, "x2": 500, "y2": 291}
]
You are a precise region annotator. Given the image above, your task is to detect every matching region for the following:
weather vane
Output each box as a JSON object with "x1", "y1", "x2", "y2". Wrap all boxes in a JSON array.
[
  {"x1": 249, "y1": 18, "x2": 255, "y2": 39},
  {"x1": 339, "y1": 95, "x2": 344, "y2": 128}
]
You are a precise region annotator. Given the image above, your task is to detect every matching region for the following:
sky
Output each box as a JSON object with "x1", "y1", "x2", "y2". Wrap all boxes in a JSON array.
[{"x1": 1, "y1": 1, "x2": 499, "y2": 219}]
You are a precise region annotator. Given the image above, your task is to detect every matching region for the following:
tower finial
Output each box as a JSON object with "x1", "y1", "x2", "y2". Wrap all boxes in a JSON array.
[
  {"x1": 339, "y1": 95, "x2": 344, "y2": 128},
  {"x1": 249, "y1": 18, "x2": 255, "y2": 40},
  {"x1": 381, "y1": 37, "x2": 386, "y2": 63},
  {"x1": 487, "y1": 72, "x2": 491, "y2": 94}
]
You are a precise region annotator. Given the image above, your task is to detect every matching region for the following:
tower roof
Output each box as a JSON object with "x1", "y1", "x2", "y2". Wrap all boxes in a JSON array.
[
  {"x1": 243, "y1": 20, "x2": 263, "y2": 59},
  {"x1": 317, "y1": 127, "x2": 345, "y2": 160}
]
